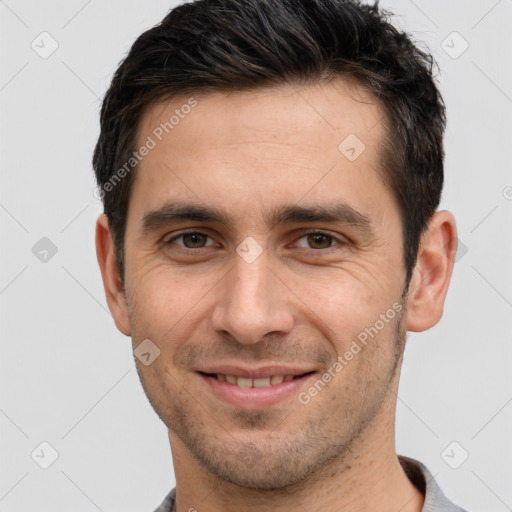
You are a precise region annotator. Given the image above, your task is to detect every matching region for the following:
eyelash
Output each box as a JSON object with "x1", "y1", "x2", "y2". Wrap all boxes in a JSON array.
[{"x1": 163, "y1": 230, "x2": 346, "y2": 253}]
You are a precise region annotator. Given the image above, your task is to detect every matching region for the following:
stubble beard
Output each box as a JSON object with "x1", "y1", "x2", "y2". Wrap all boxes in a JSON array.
[{"x1": 132, "y1": 302, "x2": 407, "y2": 490}]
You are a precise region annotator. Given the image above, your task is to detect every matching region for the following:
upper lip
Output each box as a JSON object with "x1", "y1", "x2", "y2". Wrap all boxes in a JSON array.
[{"x1": 197, "y1": 365, "x2": 316, "y2": 379}]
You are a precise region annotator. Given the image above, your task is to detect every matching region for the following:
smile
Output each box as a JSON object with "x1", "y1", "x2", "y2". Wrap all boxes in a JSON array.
[
  {"x1": 197, "y1": 370, "x2": 316, "y2": 408},
  {"x1": 206, "y1": 373, "x2": 299, "y2": 387}
]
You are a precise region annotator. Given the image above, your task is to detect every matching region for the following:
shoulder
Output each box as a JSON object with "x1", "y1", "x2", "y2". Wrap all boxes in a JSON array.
[
  {"x1": 152, "y1": 488, "x2": 176, "y2": 512},
  {"x1": 399, "y1": 455, "x2": 470, "y2": 512}
]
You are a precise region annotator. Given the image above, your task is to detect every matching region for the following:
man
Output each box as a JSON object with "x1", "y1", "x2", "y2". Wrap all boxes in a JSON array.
[{"x1": 93, "y1": 0, "x2": 467, "y2": 510}]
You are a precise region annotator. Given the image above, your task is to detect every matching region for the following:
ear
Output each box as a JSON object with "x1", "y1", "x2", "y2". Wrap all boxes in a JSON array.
[
  {"x1": 406, "y1": 210, "x2": 458, "y2": 332},
  {"x1": 95, "y1": 214, "x2": 131, "y2": 336}
]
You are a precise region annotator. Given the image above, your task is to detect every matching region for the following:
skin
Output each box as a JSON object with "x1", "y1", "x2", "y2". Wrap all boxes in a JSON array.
[{"x1": 96, "y1": 80, "x2": 457, "y2": 512}]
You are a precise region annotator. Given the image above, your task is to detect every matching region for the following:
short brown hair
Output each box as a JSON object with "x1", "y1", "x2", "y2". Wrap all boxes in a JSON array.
[{"x1": 93, "y1": 0, "x2": 446, "y2": 286}]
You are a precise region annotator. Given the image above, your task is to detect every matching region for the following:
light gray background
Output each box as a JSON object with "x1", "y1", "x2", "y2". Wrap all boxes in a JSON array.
[{"x1": 1, "y1": 1, "x2": 511, "y2": 510}]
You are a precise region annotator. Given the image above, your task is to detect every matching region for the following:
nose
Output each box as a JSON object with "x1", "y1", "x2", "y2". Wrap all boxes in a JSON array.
[{"x1": 211, "y1": 251, "x2": 294, "y2": 345}]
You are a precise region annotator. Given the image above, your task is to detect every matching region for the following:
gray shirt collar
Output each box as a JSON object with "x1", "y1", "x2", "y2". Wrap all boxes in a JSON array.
[
  {"x1": 398, "y1": 455, "x2": 468, "y2": 512},
  {"x1": 154, "y1": 456, "x2": 467, "y2": 512}
]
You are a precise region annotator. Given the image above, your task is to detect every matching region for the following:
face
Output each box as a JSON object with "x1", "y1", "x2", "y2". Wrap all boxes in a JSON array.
[{"x1": 121, "y1": 81, "x2": 409, "y2": 488}]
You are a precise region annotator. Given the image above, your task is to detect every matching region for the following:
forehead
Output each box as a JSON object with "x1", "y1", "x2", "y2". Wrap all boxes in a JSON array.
[{"x1": 131, "y1": 80, "x2": 389, "y2": 218}]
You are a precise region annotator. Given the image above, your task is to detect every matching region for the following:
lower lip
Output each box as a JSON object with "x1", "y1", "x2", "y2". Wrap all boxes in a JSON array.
[{"x1": 199, "y1": 373, "x2": 315, "y2": 409}]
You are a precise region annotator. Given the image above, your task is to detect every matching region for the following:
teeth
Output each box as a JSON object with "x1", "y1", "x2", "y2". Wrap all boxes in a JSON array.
[
  {"x1": 270, "y1": 375, "x2": 284, "y2": 385},
  {"x1": 237, "y1": 377, "x2": 252, "y2": 388},
  {"x1": 215, "y1": 374, "x2": 297, "y2": 387},
  {"x1": 253, "y1": 377, "x2": 270, "y2": 388}
]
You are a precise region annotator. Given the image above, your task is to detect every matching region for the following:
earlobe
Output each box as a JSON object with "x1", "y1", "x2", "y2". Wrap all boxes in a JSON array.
[
  {"x1": 405, "y1": 210, "x2": 458, "y2": 333},
  {"x1": 95, "y1": 214, "x2": 131, "y2": 336}
]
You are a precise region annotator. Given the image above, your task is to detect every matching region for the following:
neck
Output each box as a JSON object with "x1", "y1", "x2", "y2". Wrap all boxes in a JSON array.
[{"x1": 168, "y1": 393, "x2": 424, "y2": 512}]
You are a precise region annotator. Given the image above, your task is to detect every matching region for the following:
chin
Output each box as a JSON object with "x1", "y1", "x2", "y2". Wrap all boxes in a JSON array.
[
  {"x1": 184, "y1": 431, "x2": 348, "y2": 491},
  {"x1": 204, "y1": 454, "x2": 313, "y2": 490}
]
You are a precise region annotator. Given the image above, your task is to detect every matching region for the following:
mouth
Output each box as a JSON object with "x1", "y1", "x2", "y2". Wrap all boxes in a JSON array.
[
  {"x1": 199, "y1": 372, "x2": 312, "y2": 388},
  {"x1": 197, "y1": 369, "x2": 316, "y2": 409}
]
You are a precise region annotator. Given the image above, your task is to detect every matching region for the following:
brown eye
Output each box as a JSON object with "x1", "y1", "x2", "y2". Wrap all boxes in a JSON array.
[
  {"x1": 306, "y1": 233, "x2": 334, "y2": 249},
  {"x1": 181, "y1": 233, "x2": 209, "y2": 248},
  {"x1": 165, "y1": 232, "x2": 216, "y2": 250}
]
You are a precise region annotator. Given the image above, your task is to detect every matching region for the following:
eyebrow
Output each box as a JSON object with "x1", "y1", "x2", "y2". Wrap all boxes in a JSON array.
[
  {"x1": 267, "y1": 203, "x2": 373, "y2": 233},
  {"x1": 141, "y1": 200, "x2": 374, "y2": 235},
  {"x1": 142, "y1": 201, "x2": 230, "y2": 231}
]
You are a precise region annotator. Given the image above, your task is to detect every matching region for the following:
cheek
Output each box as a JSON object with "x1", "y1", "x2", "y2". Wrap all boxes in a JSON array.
[
  {"x1": 126, "y1": 262, "x2": 221, "y2": 340},
  {"x1": 286, "y1": 262, "x2": 398, "y2": 330}
]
